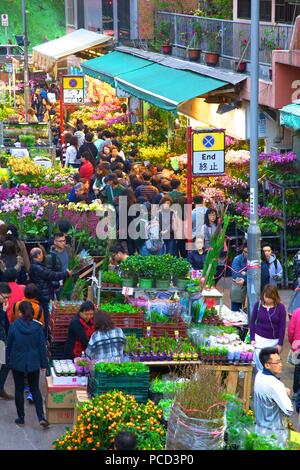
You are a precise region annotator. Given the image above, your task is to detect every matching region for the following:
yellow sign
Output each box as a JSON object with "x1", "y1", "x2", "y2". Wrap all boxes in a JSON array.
[
  {"x1": 193, "y1": 131, "x2": 225, "y2": 152},
  {"x1": 62, "y1": 76, "x2": 84, "y2": 90}
]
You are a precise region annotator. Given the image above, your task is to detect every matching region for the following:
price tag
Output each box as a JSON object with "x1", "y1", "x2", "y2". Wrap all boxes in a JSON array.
[
  {"x1": 147, "y1": 326, "x2": 151, "y2": 337},
  {"x1": 174, "y1": 330, "x2": 179, "y2": 341},
  {"x1": 122, "y1": 287, "x2": 134, "y2": 296}
]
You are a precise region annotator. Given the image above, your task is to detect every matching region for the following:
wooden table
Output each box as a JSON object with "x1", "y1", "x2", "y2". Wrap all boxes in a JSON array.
[{"x1": 143, "y1": 361, "x2": 253, "y2": 411}]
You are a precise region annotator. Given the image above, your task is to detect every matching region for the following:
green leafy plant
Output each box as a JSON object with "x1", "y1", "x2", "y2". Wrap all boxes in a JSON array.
[
  {"x1": 100, "y1": 303, "x2": 141, "y2": 315},
  {"x1": 158, "y1": 398, "x2": 173, "y2": 421},
  {"x1": 150, "y1": 378, "x2": 185, "y2": 394},
  {"x1": 94, "y1": 362, "x2": 148, "y2": 376},
  {"x1": 101, "y1": 271, "x2": 122, "y2": 285},
  {"x1": 146, "y1": 310, "x2": 171, "y2": 323},
  {"x1": 188, "y1": 21, "x2": 203, "y2": 49},
  {"x1": 173, "y1": 257, "x2": 190, "y2": 279}
]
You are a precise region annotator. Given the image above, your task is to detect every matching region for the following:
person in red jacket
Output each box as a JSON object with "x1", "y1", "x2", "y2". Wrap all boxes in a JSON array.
[
  {"x1": 79, "y1": 152, "x2": 94, "y2": 186},
  {"x1": 288, "y1": 307, "x2": 300, "y2": 399}
]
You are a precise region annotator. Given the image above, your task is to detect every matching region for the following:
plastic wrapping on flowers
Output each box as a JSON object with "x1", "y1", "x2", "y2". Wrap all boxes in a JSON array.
[{"x1": 166, "y1": 402, "x2": 225, "y2": 450}]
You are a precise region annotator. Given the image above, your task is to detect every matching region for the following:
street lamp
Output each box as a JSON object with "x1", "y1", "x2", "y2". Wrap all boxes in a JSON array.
[
  {"x1": 247, "y1": 0, "x2": 261, "y2": 322},
  {"x1": 22, "y1": 0, "x2": 30, "y2": 122}
]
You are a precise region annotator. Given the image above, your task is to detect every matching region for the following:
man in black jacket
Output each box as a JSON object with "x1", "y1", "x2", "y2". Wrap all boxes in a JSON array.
[
  {"x1": 29, "y1": 248, "x2": 72, "y2": 339},
  {"x1": 0, "y1": 282, "x2": 13, "y2": 400}
]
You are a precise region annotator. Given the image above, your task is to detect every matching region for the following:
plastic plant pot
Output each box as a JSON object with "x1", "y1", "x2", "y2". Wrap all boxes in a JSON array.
[
  {"x1": 121, "y1": 277, "x2": 135, "y2": 287},
  {"x1": 227, "y1": 350, "x2": 234, "y2": 363},
  {"x1": 139, "y1": 278, "x2": 153, "y2": 289},
  {"x1": 155, "y1": 279, "x2": 170, "y2": 289},
  {"x1": 75, "y1": 365, "x2": 84, "y2": 375},
  {"x1": 175, "y1": 279, "x2": 189, "y2": 289},
  {"x1": 161, "y1": 44, "x2": 172, "y2": 54},
  {"x1": 240, "y1": 352, "x2": 248, "y2": 363},
  {"x1": 246, "y1": 352, "x2": 254, "y2": 363},
  {"x1": 233, "y1": 350, "x2": 241, "y2": 362}
]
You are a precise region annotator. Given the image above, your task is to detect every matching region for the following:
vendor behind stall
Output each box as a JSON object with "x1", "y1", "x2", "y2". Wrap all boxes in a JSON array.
[
  {"x1": 86, "y1": 310, "x2": 126, "y2": 362},
  {"x1": 64, "y1": 301, "x2": 95, "y2": 359}
]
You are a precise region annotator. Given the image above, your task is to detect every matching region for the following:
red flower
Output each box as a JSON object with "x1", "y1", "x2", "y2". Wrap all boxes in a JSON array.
[{"x1": 205, "y1": 299, "x2": 216, "y2": 308}]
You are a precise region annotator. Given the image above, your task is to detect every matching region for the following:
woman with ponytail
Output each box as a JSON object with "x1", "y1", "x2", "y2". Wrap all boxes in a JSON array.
[{"x1": 6, "y1": 301, "x2": 49, "y2": 427}]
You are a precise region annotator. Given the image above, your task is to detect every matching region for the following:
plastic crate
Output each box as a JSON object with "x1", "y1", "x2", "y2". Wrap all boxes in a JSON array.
[
  {"x1": 123, "y1": 328, "x2": 143, "y2": 338},
  {"x1": 143, "y1": 321, "x2": 187, "y2": 338},
  {"x1": 110, "y1": 312, "x2": 144, "y2": 329},
  {"x1": 88, "y1": 370, "x2": 150, "y2": 403}
]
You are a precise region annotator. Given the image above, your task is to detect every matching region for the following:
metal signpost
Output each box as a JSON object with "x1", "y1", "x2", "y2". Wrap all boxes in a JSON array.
[
  {"x1": 247, "y1": 0, "x2": 261, "y2": 323},
  {"x1": 1, "y1": 13, "x2": 8, "y2": 37}
]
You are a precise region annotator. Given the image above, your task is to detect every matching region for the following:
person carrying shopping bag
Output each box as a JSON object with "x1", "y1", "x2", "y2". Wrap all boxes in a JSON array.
[{"x1": 250, "y1": 284, "x2": 286, "y2": 371}]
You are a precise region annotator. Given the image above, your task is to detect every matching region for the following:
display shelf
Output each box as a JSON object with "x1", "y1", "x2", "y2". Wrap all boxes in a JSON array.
[{"x1": 0, "y1": 121, "x2": 52, "y2": 148}]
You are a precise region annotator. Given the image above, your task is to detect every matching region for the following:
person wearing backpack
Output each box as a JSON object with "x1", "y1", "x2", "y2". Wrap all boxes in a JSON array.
[
  {"x1": 11, "y1": 284, "x2": 45, "y2": 326},
  {"x1": 139, "y1": 209, "x2": 165, "y2": 256},
  {"x1": 262, "y1": 244, "x2": 283, "y2": 286}
]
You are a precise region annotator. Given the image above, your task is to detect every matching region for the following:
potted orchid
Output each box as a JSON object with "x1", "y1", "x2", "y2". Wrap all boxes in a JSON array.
[
  {"x1": 204, "y1": 29, "x2": 222, "y2": 66},
  {"x1": 187, "y1": 21, "x2": 203, "y2": 62}
]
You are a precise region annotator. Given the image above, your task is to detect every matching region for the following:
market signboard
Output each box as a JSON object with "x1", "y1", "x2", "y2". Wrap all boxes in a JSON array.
[
  {"x1": 192, "y1": 129, "x2": 225, "y2": 176},
  {"x1": 1, "y1": 14, "x2": 8, "y2": 27},
  {"x1": 62, "y1": 76, "x2": 84, "y2": 104}
]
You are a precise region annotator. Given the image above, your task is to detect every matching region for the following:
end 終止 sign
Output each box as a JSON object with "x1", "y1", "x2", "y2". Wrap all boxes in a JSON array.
[{"x1": 192, "y1": 129, "x2": 225, "y2": 176}]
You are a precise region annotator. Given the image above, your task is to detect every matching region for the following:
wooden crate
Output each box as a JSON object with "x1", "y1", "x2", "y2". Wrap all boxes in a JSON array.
[{"x1": 73, "y1": 390, "x2": 91, "y2": 426}]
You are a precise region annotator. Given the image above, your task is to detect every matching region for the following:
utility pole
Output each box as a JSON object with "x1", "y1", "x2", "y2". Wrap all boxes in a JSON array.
[
  {"x1": 247, "y1": 0, "x2": 261, "y2": 323},
  {"x1": 22, "y1": 0, "x2": 30, "y2": 122}
]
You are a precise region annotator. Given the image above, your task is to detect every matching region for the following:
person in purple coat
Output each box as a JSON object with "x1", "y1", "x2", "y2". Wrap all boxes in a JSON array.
[{"x1": 250, "y1": 284, "x2": 286, "y2": 371}]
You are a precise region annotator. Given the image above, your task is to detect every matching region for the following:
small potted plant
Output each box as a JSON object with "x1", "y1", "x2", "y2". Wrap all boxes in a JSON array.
[
  {"x1": 204, "y1": 29, "x2": 222, "y2": 66},
  {"x1": 155, "y1": 254, "x2": 173, "y2": 289},
  {"x1": 119, "y1": 256, "x2": 138, "y2": 287},
  {"x1": 138, "y1": 256, "x2": 156, "y2": 289},
  {"x1": 236, "y1": 33, "x2": 248, "y2": 73},
  {"x1": 173, "y1": 258, "x2": 190, "y2": 289},
  {"x1": 156, "y1": 20, "x2": 172, "y2": 55},
  {"x1": 187, "y1": 22, "x2": 202, "y2": 62}
]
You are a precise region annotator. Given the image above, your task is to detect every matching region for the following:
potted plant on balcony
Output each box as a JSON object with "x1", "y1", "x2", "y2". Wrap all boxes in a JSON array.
[
  {"x1": 204, "y1": 29, "x2": 222, "y2": 66},
  {"x1": 156, "y1": 20, "x2": 172, "y2": 55},
  {"x1": 187, "y1": 21, "x2": 203, "y2": 62},
  {"x1": 262, "y1": 30, "x2": 278, "y2": 80},
  {"x1": 236, "y1": 34, "x2": 249, "y2": 73}
]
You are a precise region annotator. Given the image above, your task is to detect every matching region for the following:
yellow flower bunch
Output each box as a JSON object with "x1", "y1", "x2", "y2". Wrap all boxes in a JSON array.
[
  {"x1": 8, "y1": 157, "x2": 44, "y2": 177},
  {"x1": 53, "y1": 390, "x2": 165, "y2": 451}
]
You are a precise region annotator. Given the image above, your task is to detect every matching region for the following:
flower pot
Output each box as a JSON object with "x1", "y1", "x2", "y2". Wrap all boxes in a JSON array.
[
  {"x1": 179, "y1": 353, "x2": 186, "y2": 361},
  {"x1": 75, "y1": 365, "x2": 84, "y2": 375},
  {"x1": 139, "y1": 278, "x2": 153, "y2": 289},
  {"x1": 173, "y1": 353, "x2": 179, "y2": 361},
  {"x1": 235, "y1": 60, "x2": 247, "y2": 72},
  {"x1": 185, "y1": 353, "x2": 192, "y2": 361},
  {"x1": 188, "y1": 48, "x2": 201, "y2": 61},
  {"x1": 121, "y1": 277, "x2": 135, "y2": 287},
  {"x1": 204, "y1": 52, "x2": 219, "y2": 66},
  {"x1": 240, "y1": 352, "x2": 248, "y2": 363},
  {"x1": 192, "y1": 353, "x2": 199, "y2": 361},
  {"x1": 175, "y1": 278, "x2": 189, "y2": 289},
  {"x1": 161, "y1": 44, "x2": 172, "y2": 55},
  {"x1": 155, "y1": 279, "x2": 170, "y2": 289}
]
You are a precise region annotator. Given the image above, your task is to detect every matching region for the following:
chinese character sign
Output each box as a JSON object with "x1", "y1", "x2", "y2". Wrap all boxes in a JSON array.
[{"x1": 192, "y1": 130, "x2": 225, "y2": 176}]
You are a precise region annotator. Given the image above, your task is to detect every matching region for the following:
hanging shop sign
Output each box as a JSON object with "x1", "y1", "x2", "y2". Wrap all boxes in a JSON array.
[{"x1": 62, "y1": 75, "x2": 85, "y2": 104}]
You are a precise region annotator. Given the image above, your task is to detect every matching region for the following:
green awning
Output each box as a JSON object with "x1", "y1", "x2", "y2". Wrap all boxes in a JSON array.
[
  {"x1": 115, "y1": 63, "x2": 227, "y2": 112},
  {"x1": 280, "y1": 104, "x2": 300, "y2": 131},
  {"x1": 81, "y1": 51, "x2": 153, "y2": 86}
]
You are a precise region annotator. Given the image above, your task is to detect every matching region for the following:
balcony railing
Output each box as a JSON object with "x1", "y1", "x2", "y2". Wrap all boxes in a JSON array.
[{"x1": 157, "y1": 11, "x2": 293, "y2": 66}]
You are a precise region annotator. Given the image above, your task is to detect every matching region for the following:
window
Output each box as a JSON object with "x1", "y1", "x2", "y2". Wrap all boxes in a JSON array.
[
  {"x1": 102, "y1": 0, "x2": 114, "y2": 33},
  {"x1": 0, "y1": 47, "x2": 7, "y2": 56},
  {"x1": 84, "y1": 0, "x2": 102, "y2": 31},
  {"x1": 118, "y1": 0, "x2": 130, "y2": 40},
  {"x1": 66, "y1": 0, "x2": 75, "y2": 27},
  {"x1": 237, "y1": 0, "x2": 272, "y2": 21},
  {"x1": 275, "y1": 1, "x2": 300, "y2": 23}
]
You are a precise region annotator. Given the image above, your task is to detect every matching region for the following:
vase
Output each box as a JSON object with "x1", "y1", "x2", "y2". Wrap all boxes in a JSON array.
[
  {"x1": 155, "y1": 279, "x2": 170, "y2": 289},
  {"x1": 188, "y1": 48, "x2": 201, "y2": 61},
  {"x1": 204, "y1": 52, "x2": 219, "y2": 66},
  {"x1": 161, "y1": 44, "x2": 172, "y2": 55},
  {"x1": 139, "y1": 278, "x2": 153, "y2": 289}
]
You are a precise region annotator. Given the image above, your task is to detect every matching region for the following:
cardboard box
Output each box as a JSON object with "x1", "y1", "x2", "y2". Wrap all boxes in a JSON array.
[
  {"x1": 46, "y1": 376, "x2": 86, "y2": 409},
  {"x1": 73, "y1": 390, "x2": 91, "y2": 425},
  {"x1": 46, "y1": 407, "x2": 74, "y2": 424},
  {"x1": 51, "y1": 367, "x2": 88, "y2": 386}
]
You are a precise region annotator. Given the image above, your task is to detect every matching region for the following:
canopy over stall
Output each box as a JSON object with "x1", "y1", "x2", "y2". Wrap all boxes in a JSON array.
[
  {"x1": 82, "y1": 51, "x2": 229, "y2": 113},
  {"x1": 280, "y1": 103, "x2": 300, "y2": 131},
  {"x1": 32, "y1": 29, "x2": 112, "y2": 71}
]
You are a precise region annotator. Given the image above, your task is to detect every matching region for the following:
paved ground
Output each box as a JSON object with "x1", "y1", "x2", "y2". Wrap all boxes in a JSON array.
[{"x1": 0, "y1": 279, "x2": 297, "y2": 450}]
